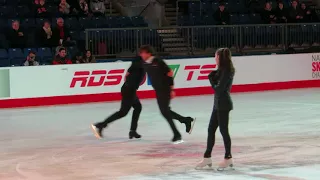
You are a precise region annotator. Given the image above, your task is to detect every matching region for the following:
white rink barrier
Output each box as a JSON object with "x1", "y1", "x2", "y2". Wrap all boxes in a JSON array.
[{"x1": 0, "y1": 53, "x2": 319, "y2": 108}]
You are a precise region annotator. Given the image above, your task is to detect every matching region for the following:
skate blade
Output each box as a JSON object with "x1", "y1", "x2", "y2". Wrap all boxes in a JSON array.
[
  {"x1": 129, "y1": 137, "x2": 141, "y2": 140},
  {"x1": 172, "y1": 140, "x2": 184, "y2": 144},
  {"x1": 188, "y1": 118, "x2": 196, "y2": 134},
  {"x1": 91, "y1": 124, "x2": 102, "y2": 139},
  {"x1": 217, "y1": 164, "x2": 234, "y2": 171},
  {"x1": 195, "y1": 163, "x2": 212, "y2": 170}
]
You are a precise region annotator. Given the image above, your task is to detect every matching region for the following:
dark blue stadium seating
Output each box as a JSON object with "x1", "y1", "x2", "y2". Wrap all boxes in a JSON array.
[
  {"x1": 37, "y1": 47, "x2": 53, "y2": 64},
  {"x1": 0, "y1": 49, "x2": 9, "y2": 67},
  {"x1": 9, "y1": 48, "x2": 24, "y2": 66}
]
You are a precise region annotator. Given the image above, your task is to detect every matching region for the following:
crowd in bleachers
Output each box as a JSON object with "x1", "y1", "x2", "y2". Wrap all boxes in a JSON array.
[
  {"x1": 178, "y1": 0, "x2": 319, "y2": 25},
  {"x1": 0, "y1": 0, "x2": 147, "y2": 66}
]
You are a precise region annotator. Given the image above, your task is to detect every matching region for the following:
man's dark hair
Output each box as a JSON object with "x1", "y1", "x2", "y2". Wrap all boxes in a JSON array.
[
  {"x1": 139, "y1": 45, "x2": 156, "y2": 55},
  {"x1": 59, "y1": 48, "x2": 66, "y2": 52},
  {"x1": 29, "y1": 51, "x2": 36, "y2": 55}
]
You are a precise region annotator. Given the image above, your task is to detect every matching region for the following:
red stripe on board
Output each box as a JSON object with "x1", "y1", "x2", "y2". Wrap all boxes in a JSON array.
[{"x1": 0, "y1": 79, "x2": 319, "y2": 109}]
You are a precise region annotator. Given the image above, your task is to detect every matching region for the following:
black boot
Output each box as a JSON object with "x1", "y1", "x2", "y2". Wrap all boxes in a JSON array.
[
  {"x1": 184, "y1": 117, "x2": 195, "y2": 134},
  {"x1": 91, "y1": 124, "x2": 103, "y2": 139},
  {"x1": 129, "y1": 131, "x2": 141, "y2": 139},
  {"x1": 172, "y1": 135, "x2": 183, "y2": 144}
]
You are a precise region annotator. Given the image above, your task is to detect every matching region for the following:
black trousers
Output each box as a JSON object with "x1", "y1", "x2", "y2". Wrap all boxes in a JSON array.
[
  {"x1": 97, "y1": 89, "x2": 142, "y2": 131},
  {"x1": 204, "y1": 108, "x2": 232, "y2": 159},
  {"x1": 156, "y1": 92, "x2": 183, "y2": 137}
]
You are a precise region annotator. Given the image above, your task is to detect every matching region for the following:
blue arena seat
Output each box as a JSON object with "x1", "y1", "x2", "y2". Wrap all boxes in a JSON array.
[
  {"x1": 0, "y1": 6, "x2": 15, "y2": 18},
  {"x1": 230, "y1": 14, "x2": 239, "y2": 24},
  {"x1": 37, "y1": 47, "x2": 52, "y2": 64},
  {"x1": 65, "y1": 17, "x2": 81, "y2": 30},
  {"x1": 67, "y1": 46, "x2": 78, "y2": 58},
  {"x1": 36, "y1": 18, "x2": 49, "y2": 26},
  {"x1": 0, "y1": 49, "x2": 9, "y2": 67},
  {"x1": 79, "y1": 17, "x2": 95, "y2": 29},
  {"x1": 0, "y1": 33, "x2": 8, "y2": 48},
  {"x1": 131, "y1": 16, "x2": 147, "y2": 27},
  {"x1": 23, "y1": 48, "x2": 37, "y2": 56},
  {"x1": 93, "y1": 16, "x2": 108, "y2": 28},
  {"x1": 238, "y1": 14, "x2": 250, "y2": 24},
  {"x1": 202, "y1": 15, "x2": 215, "y2": 25},
  {"x1": 6, "y1": 0, "x2": 19, "y2": 6},
  {"x1": 16, "y1": 6, "x2": 31, "y2": 18},
  {"x1": 21, "y1": 18, "x2": 36, "y2": 29},
  {"x1": 69, "y1": 31, "x2": 80, "y2": 41},
  {"x1": 201, "y1": 2, "x2": 213, "y2": 15},
  {"x1": 188, "y1": 2, "x2": 201, "y2": 14},
  {"x1": 250, "y1": 13, "x2": 262, "y2": 24},
  {"x1": 9, "y1": 48, "x2": 24, "y2": 66},
  {"x1": 116, "y1": 16, "x2": 133, "y2": 28}
]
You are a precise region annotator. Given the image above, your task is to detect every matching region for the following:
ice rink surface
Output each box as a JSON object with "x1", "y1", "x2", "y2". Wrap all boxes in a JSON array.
[{"x1": 0, "y1": 88, "x2": 320, "y2": 180}]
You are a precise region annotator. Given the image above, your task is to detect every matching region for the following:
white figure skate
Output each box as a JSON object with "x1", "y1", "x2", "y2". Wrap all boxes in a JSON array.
[
  {"x1": 195, "y1": 158, "x2": 212, "y2": 170},
  {"x1": 217, "y1": 158, "x2": 234, "y2": 171}
]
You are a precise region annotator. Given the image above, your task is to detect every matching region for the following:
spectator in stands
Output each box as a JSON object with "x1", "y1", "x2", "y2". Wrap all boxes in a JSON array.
[
  {"x1": 275, "y1": 2, "x2": 288, "y2": 23},
  {"x1": 75, "y1": 0, "x2": 91, "y2": 16},
  {"x1": 288, "y1": 0, "x2": 303, "y2": 22},
  {"x1": 59, "y1": 0, "x2": 71, "y2": 15},
  {"x1": 300, "y1": 3, "x2": 313, "y2": 22},
  {"x1": 73, "y1": 52, "x2": 84, "y2": 63},
  {"x1": 83, "y1": 50, "x2": 96, "y2": 63},
  {"x1": 7, "y1": 21, "x2": 26, "y2": 48},
  {"x1": 261, "y1": 2, "x2": 277, "y2": 24},
  {"x1": 213, "y1": 3, "x2": 230, "y2": 25},
  {"x1": 55, "y1": 45, "x2": 65, "y2": 55},
  {"x1": 39, "y1": 21, "x2": 54, "y2": 47},
  {"x1": 90, "y1": 0, "x2": 106, "y2": 16},
  {"x1": 53, "y1": 48, "x2": 72, "y2": 64},
  {"x1": 24, "y1": 51, "x2": 40, "y2": 66},
  {"x1": 36, "y1": 0, "x2": 49, "y2": 17},
  {"x1": 53, "y1": 18, "x2": 72, "y2": 46},
  {"x1": 245, "y1": 0, "x2": 260, "y2": 13}
]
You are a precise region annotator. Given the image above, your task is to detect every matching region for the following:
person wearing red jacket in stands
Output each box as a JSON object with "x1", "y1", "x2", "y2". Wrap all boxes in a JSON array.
[{"x1": 52, "y1": 48, "x2": 72, "y2": 65}]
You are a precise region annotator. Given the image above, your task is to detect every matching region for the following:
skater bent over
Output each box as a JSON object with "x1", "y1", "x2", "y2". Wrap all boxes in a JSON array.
[
  {"x1": 91, "y1": 57, "x2": 145, "y2": 139},
  {"x1": 196, "y1": 48, "x2": 235, "y2": 170},
  {"x1": 139, "y1": 45, "x2": 195, "y2": 144}
]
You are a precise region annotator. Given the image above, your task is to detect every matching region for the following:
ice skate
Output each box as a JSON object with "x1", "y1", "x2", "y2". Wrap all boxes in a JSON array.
[
  {"x1": 172, "y1": 135, "x2": 184, "y2": 144},
  {"x1": 91, "y1": 124, "x2": 103, "y2": 139},
  {"x1": 195, "y1": 158, "x2": 212, "y2": 170},
  {"x1": 185, "y1": 117, "x2": 196, "y2": 134},
  {"x1": 217, "y1": 158, "x2": 234, "y2": 171},
  {"x1": 129, "y1": 131, "x2": 141, "y2": 139}
]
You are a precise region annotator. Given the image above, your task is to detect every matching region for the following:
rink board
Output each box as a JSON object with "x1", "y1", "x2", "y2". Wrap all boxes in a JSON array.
[{"x1": 0, "y1": 53, "x2": 319, "y2": 108}]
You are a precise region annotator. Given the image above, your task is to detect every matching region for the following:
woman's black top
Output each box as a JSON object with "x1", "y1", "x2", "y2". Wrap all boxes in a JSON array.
[{"x1": 208, "y1": 68, "x2": 234, "y2": 110}]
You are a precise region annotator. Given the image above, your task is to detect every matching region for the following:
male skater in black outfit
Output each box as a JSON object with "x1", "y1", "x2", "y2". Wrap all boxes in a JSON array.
[
  {"x1": 139, "y1": 45, "x2": 195, "y2": 144},
  {"x1": 91, "y1": 57, "x2": 145, "y2": 139}
]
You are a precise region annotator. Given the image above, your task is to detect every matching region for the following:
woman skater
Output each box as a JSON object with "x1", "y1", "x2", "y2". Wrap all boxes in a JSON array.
[{"x1": 196, "y1": 48, "x2": 235, "y2": 170}]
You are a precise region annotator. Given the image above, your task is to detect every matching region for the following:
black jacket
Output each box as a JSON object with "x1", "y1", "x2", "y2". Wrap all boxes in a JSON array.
[
  {"x1": 213, "y1": 9, "x2": 230, "y2": 25},
  {"x1": 123, "y1": 57, "x2": 145, "y2": 91},
  {"x1": 38, "y1": 28, "x2": 54, "y2": 47},
  {"x1": 275, "y1": 7, "x2": 288, "y2": 23},
  {"x1": 7, "y1": 28, "x2": 26, "y2": 48},
  {"x1": 142, "y1": 57, "x2": 173, "y2": 93},
  {"x1": 261, "y1": 9, "x2": 277, "y2": 24},
  {"x1": 208, "y1": 68, "x2": 234, "y2": 110}
]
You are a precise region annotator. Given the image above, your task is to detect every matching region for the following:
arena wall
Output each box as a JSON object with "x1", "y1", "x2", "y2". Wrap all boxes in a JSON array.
[{"x1": 0, "y1": 53, "x2": 320, "y2": 108}]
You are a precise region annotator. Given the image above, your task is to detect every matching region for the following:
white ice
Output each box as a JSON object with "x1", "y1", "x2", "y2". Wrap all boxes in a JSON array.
[{"x1": 0, "y1": 88, "x2": 320, "y2": 180}]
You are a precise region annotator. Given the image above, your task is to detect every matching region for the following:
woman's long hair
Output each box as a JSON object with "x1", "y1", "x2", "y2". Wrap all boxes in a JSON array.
[
  {"x1": 216, "y1": 48, "x2": 235, "y2": 73},
  {"x1": 84, "y1": 49, "x2": 93, "y2": 62}
]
